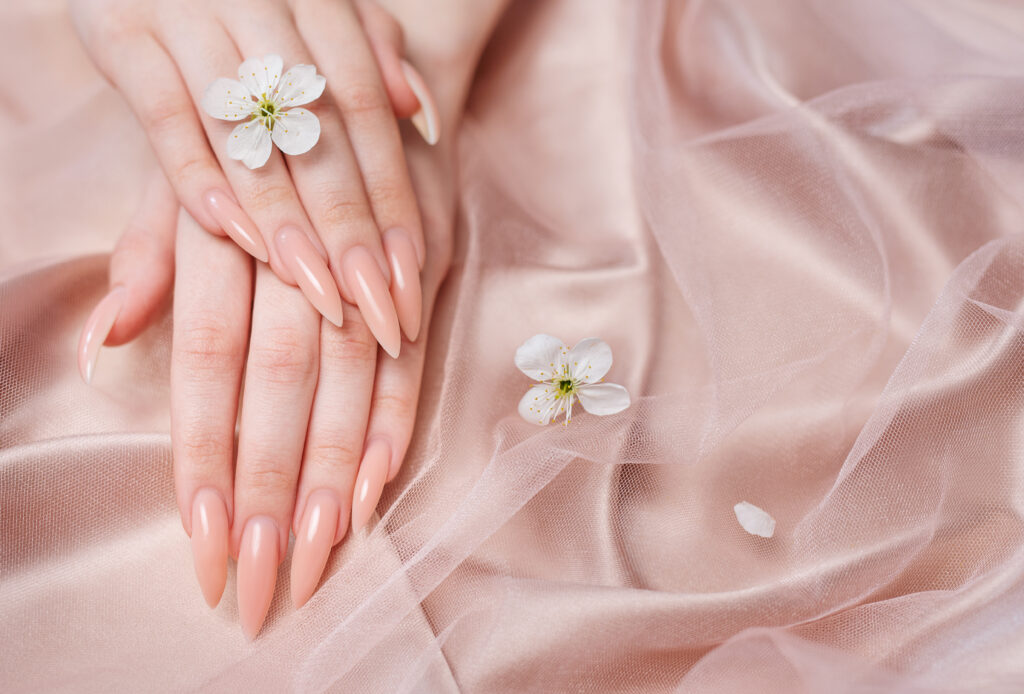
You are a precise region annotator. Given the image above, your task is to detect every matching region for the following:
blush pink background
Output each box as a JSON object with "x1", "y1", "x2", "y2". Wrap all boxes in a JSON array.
[{"x1": 3, "y1": 0, "x2": 1024, "y2": 691}]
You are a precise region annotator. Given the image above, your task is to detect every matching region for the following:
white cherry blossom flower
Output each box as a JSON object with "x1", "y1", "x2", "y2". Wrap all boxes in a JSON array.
[
  {"x1": 516, "y1": 334, "x2": 630, "y2": 426},
  {"x1": 201, "y1": 54, "x2": 326, "y2": 169}
]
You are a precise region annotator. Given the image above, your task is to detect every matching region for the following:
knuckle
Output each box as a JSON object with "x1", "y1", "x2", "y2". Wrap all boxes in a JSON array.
[
  {"x1": 248, "y1": 326, "x2": 318, "y2": 385},
  {"x1": 363, "y1": 175, "x2": 407, "y2": 211},
  {"x1": 174, "y1": 319, "x2": 244, "y2": 372},
  {"x1": 336, "y1": 82, "x2": 390, "y2": 117},
  {"x1": 321, "y1": 320, "x2": 377, "y2": 365},
  {"x1": 112, "y1": 224, "x2": 158, "y2": 261},
  {"x1": 139, "y1": 94, "x2": 194, "y2": 137},
  {"x1": 303, "y1": 440, "x2": 361, "y2": 472},
  {"x1": 239, "y1": 180, "x2": 294, "y2": 213},
  {"x1": 240, "y1": 461, "x2": 295, "y2": 496},
  {"x1": 315, "y1": 190, "x2": 370, "y2": 228},
  {"x1": 173, "y1": 152, "x2": 215, "y2": 188},
  {"x1": 176, "y1": 428, "x2": 233, "y2": 471},
  {"x1": 372, "y1": 389, "x2": 417, "y2": 424},
  {"x1": 92, "y1": 11, "x2": 139, "y2": 45}
]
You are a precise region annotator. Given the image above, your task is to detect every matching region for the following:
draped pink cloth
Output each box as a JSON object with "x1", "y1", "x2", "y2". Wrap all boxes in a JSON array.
[{"x1": 3, "y1": 0, "x2": 1024, "y2": 691}]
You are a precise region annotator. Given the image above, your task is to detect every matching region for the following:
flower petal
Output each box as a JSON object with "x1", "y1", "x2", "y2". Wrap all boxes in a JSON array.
[
  {"x1": 733, "y1": 501, "x2": 776, "y2": 538},
  {"x1": 238, "y1": 54, "x2": 283, "y2": 99},
  {"x1": 518, "y1": 383, "x2": 562, "y2": 425},
  {"x1": 514, "y1": 334, "x2": 567, "y2": 381},
  {"x1": 274, "y1": 65, "x2": 326, "y2": 108},
  {"x1": 576, "y1": 383, "x2": 630, "y2": 416},
  {"x1": 227, "y1": 120, "x2": 273, "y2": 169},
  {"x1": 271, "y1": 108, "x2": 321, "y2": 156},
  {"x1": 200, "y1": 78, "x2": 254, "y2": 121},
  {"x1": 567, "y1": 337, "x2": 613, "y2": 384}
]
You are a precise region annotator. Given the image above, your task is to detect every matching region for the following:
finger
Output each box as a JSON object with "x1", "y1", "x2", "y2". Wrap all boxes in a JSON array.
[
  {"x1": 105, "y1": 32, "x2": 269, "y2": 262},
  {"x1": 351, "y1": 0, "x2": 419, "y2": 118},
  {"x1": 351, "y1": 0, "x2": 441, "y2": 147},
  {"x1": 360, "y1": 218, "x2": 450, "y2": 503},
  {"x1": 77, "y1": 169, "x2": 177, "y2": 384},
  {"x1": 232, "y1": 264, "x2": 321, "y2": 639},
  {"x1": 155, "y1": 11, "x2": 345, "y2": 328},
  {"x1": 295, "y1": 0, "x2": 428, "y2": 336},
  {"x1": 171, "y1": 210, "x2": 254, "y2": 609},
  {"x1": 222, "y1": 0, "x2": 404, "y2": 357},
  {"x1": 289, "y1": 307, "x2": 377, "y2": 608}
]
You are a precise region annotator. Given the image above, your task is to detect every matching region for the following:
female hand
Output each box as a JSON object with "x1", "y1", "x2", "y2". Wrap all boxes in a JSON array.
[
  {"x1": 81, "y1": 156, "x2": 449, "y2": 638},
  {"x1": 77, "y1": 0, "x2": 510, "y2": 639},
  {"x1": 70, "y1": 0, "x2": 441, "y2": 356}
]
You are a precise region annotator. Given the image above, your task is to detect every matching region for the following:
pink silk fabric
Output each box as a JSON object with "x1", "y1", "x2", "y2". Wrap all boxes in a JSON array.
[{"x1": 3, "y1": 0, "x2": 1024, "y2": 691}]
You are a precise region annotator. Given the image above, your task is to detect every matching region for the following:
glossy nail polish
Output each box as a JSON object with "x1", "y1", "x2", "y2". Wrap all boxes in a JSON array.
[
  {"x1": 342, "y1": 246, "x2": 402, "y2": 358},
  {"x1": 203, "y1": 190, "x2": 269, "y2": 262},
  {"x1": 401, "y1": 60, "x2": 440, "y2": 146},
  {"x1": 352, "y1": 439, "x2": 391, "y2": 534},
  {"x1": 290, "y1": 490, "x2": 340, "y2": 608},
  {"x1": 237, "y1": 516, "x2": 279, "y2": 641},
  {"x1": 190, "y1": 488, "x2": 228, "y2": 608},
  {"x1": 382, "y1": 228, "x2": 422, "y2": 342},
  {"x1": 275, "y1": 226, "x2": 345, "y2": 327},
  {"x1": 77, "y1": 286, "x2": 126, "y2": 385}
]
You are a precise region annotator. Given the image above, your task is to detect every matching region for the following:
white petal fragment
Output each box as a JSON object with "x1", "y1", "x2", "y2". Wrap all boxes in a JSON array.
[
  {"x1": 518, "y1": 383, "x2": 563, "y2": 425},
  {"x1": 734, "y1": 502, "x2": 776, "y2": 538},
  {"x1": 274, "y1": 65, "x2": 326, "y2": 107},
  {"x1": 239, "y1": 54, "x2": 284, "y2": 98},
  {"x1": 515, "y1": 334, "x2": 567, "y2": 381},
  {"x1": 567, "y1": 337, "x2": 613, "y2": 384},
  {"x1": 575, "y1": 383, "x2": 630, "y2": 416},
  {"x1": 227, "y1": 120, "x2": 273, "y2": 169},
  {"x1": 272, "y1": 108, "x2": 321, "y2": 156},
  {"x1": 200, "y1": 78, "x2": 253, "y2": 121}
]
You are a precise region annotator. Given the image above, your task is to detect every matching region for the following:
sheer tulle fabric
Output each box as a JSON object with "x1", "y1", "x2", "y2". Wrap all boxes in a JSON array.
[{"x1": 3, "y1": 0, "x2": 1024, "y2": 691}]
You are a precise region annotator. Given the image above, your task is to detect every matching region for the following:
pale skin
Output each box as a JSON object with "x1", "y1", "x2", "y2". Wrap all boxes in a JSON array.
[
  {"x1": 84, "y1": 0, "x2": 513, "y2": 638},
  {"x1": 70, "y1": 0, "x2": 431, "y2": 352}
]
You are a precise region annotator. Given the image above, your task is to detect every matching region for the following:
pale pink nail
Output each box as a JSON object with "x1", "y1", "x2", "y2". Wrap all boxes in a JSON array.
[
  {"x1": 383, "y1": 228, "x2": 422, "y2": 342},
  {"x1": 401, "y1": 60, "x2": 440, "y2": 146},
  {"x1": 237, "y1": 516, "x2": 279, "y2": 641},
  {"x1": 351, "y1": 439, "x2": 391, "y2": 533},
  {"x1": 342, "y1": 246, "x2": 402, "y2": 358},
  {"x1": 190, "y1": 488, "x2": 228, "y2": 608},
  {"x1": 77, "y1": 286, "x2": 126, "y2": 385},
  {"x1": 290, "y1": 490, "x2": 340, "y2": 608},
  {"x1": 203, "y1": 190, "x2": 269, "y2": 263},
  {"x1": 275, "y1": 227, "x2": 345, "y2": 327}
]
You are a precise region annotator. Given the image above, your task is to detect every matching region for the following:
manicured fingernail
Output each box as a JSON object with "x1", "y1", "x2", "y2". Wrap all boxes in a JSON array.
[
  {"x1": 275, "y1": 226, "x2": 345, "y2": 327},
  {"x1": 401, "y1": 60, "x2": 440, "y2": 146},
  {"x1": 382, "y1": 228, "x2": 422, "y2": 342},
  {"x1": 203, "y1": 190, "x2": 269, "y2": 263},
  {"x1": 77, "y1": 286, "x2": 126, "y2": 385},
  {"x1": 342, "y1": 246, "x2": 402, "y2": 358},
  {"x1": 237, "y1": 516, "x2": 279, "y2": 641},
  {"x1": 352, "y1": 439, "x2": 391, "y2": 534},
  {"x1": 290, "y1": 490, "x2": 340, "y2": 608},
  {"x1": 190, "y1": 488, "x2": 228, "y2": 608}
]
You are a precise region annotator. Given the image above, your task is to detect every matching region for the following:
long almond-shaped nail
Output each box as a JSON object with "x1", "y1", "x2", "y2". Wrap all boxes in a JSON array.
[
  {"x1": 290, "y1": 490, "x2": 340, "y2": 608},
  {"x1": 352, "y1": 439, "x2": 391, "y2": 534},
  {"x1": 382, "y1": 228, "x2": 423, "y2": 342},
  {"x1": 401, "y1": 60, "x2": 440, "y2": 146},
  {"x1": 275, "y1": 227, "x2": 345, "y2": 327},
  {"x1": 190, "y1": 488, "x2": 228, "y2": 608},
  {"x1": 203, "y1": 190, "x2": 269, "y2": 262},
  {"x1": 77, "y1": 286, "x2": 126, "y2": 385},
  {"x1": 342, "y1": 246, "x2": 402, "y2": 358},
  {"x1": 237, "y1": 516, "x2": 279, "y2": 641}
]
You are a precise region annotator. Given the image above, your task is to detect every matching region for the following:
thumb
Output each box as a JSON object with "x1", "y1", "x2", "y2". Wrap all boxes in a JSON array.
[
  {"x1": 77, "y1": 170, "x2": 177, "y2": 384},
  {"x1": 354, "y1": 0, "x2": 440, "y2": 144}
]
